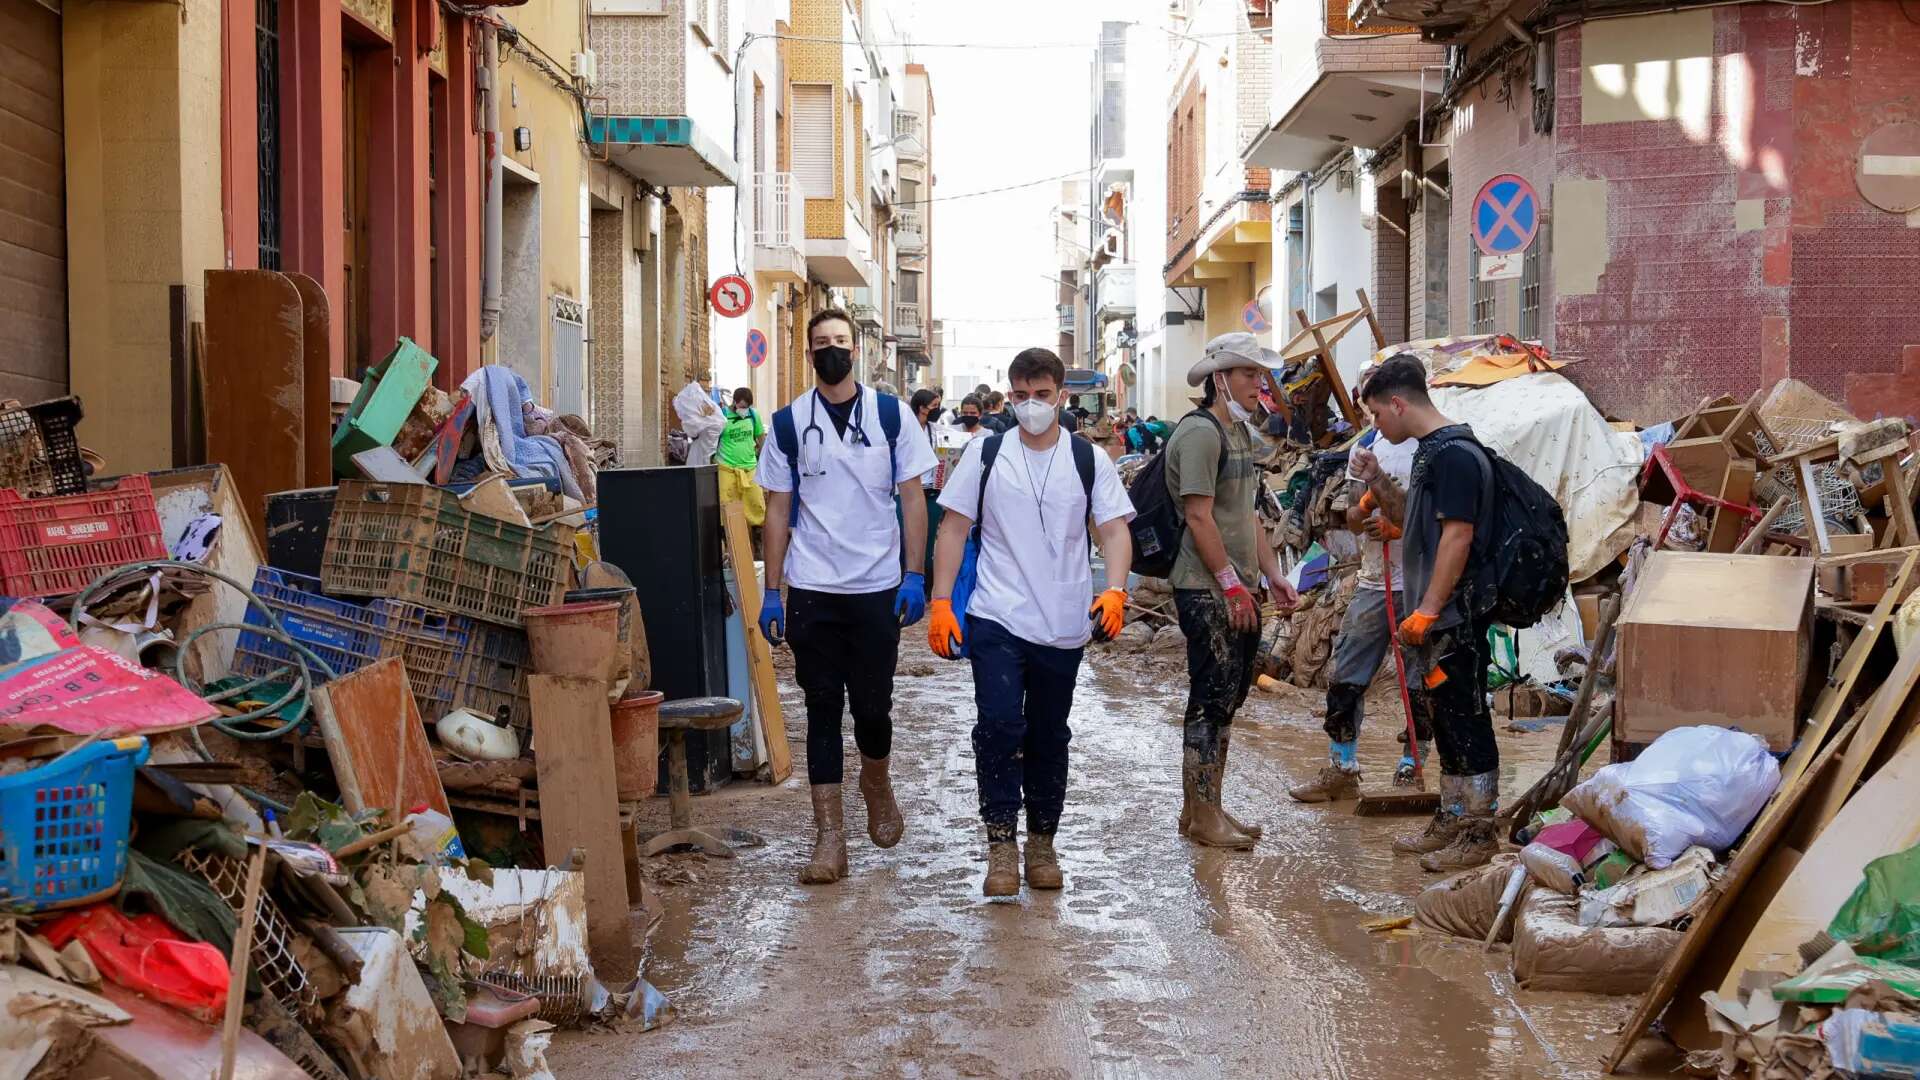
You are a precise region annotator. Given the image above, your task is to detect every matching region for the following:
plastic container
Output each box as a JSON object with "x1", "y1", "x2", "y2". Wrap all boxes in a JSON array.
[
  {"x1": 609, "y1": 690, "x2": 663, "y2": 800},
  {"x1": 403, "y1": 806, "x2": 467, "y2": 864},
  {"x1": 1520, "y1": 841, "x2": 1587, "y2": 896},
  {"x1": 26, "y1": 397, "x2": 87, "y2": 496},
  {"x1": 0, "y1": 736, "x2": 150, "y2": 911},
  {"x1": 0, "y1": 475, "x2": 167, "y2": 598},
  {"x1": 523, "y1": 601, "x2": 622, "y2": 682},
  {"x1": 330, "y1": 338, "x2": 438, "y2": 475},
  {"x1": 321, "y1": 480, "x2": 573, "y2": 626},
  {"x1": 452, "y1": 619, "x2": 534, "y2": 730}
]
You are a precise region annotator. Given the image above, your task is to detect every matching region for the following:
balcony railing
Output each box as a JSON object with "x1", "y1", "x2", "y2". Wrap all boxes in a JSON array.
[
  {"x1": 895, "y1": 209, "x2": 926, "y2": 254},
  {"x1": 894, "y1": 110, "x2": 925, "y2": 162},
  {"x1": 893, "y1": 302, "x2": 924, "y2": 342},
  {"x1": 753, "y1": 171, "x2": 800, "y2": 252},
  {"x1": 1095, "y1": 264, "x2": 1136, "y2": 321},
  {"x1": 850, "y1": 301, "x2": 882, "y2": 328}
]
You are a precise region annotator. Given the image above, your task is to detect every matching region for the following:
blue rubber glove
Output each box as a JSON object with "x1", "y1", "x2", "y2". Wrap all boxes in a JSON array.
[
  {"x1": 894, "y1": 571, "x2": 927, "y2": 627},
  {"x1": 758, "y1": 590, "x2": 785, "y2": 647}
]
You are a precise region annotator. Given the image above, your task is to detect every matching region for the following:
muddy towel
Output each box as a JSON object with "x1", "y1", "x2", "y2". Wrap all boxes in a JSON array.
[
  {"x1": 1415, "y1": 854, "x2": 1524, "y2": 942},
  {"x1": 1510, "y1": 891, "x2": 1681, "y2": 994}
]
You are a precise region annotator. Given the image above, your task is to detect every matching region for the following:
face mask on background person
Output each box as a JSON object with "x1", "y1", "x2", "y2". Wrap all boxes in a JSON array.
[
  {"x1": 812, "y1": 345, "x2": 853, "y2": 385},
  {"x1": 1216, "y1": 373, "x2": 1252, "y2": 424},
  {"x1": 959, "y1": 415, "x2": 981, "y2": 429},
  {"x1": 1011, "y1": 398, "x2": 1057, "y2": 436}
]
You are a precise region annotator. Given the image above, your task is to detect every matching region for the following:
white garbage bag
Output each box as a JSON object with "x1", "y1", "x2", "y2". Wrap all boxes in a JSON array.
[
  {"x1": 672, "y1": 381, "x2": 725, "y2": 465},
  {"x1": 1562, "y1": 725, "x2": 1781, "y2": 868}
]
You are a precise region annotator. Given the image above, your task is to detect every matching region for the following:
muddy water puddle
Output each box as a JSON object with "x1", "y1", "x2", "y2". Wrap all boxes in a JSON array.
[{"x1": 551, "y1": 643, "x2": 1674, "y2": 1079}]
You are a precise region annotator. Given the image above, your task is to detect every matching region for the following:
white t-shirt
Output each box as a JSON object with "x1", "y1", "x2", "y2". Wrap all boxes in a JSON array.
[
  {"x1": 938, "y1": 431, "x2": 1136, "y2": 650},
  {"x1": 757, "y1": 387, "x2": 940, "y2": 595},
  {"x1": 1349, "y1": 431, "x2": 1416, "y2": 592}
]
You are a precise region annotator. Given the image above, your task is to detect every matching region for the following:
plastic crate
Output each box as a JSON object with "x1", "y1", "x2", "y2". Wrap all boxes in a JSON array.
[
  {"x1": 233, "y1": 567, "x2": 470, "y2": 714},
  {"x1": 453, "y1": 620, "x2": 533, "y2": 729},
  {"x1": 0, "y1": 737, "x2": 150, "y2": 912},
  {"x1": 320, "y1": 481, "x2": 574, "y2": 627},
  {"x1": 27, "y1": 397, "x2": 87, "y2": 496},
  {"x1": 0, "y1": 475, "x2": 167, "y2": 598}
]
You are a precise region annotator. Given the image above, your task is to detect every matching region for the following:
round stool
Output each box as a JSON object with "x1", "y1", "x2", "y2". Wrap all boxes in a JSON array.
[{"x1": 642, "y1": 696, "x2": 767, "y2": 858}]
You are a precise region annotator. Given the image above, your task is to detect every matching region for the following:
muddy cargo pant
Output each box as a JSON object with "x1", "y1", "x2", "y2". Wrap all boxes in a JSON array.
[
  {"x1": 1423, "y1": 617, "x2": 1499, "y2": 778},
  {"x1": 967, "y1": 616, "x2": 1082, "y2": 844},
  {"x1": 1174, "y1": 589, "x2": 1262, "y2": 765},
  {"x1": 786, "y1": 587, "x2": 901, "y2": 785},
  {"x1": 1324, "y1": 588, "x2": 1433, "y2": 745}
]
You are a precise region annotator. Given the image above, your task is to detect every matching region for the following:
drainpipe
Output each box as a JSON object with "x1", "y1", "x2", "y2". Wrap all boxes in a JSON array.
[{"x1": 480, "y1": 15, "x2": 504, "y2": 345}]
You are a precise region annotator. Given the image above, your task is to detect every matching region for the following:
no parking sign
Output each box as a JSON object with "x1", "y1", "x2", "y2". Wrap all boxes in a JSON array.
[
  {"x1": 1472, "y1": 174, "x2": 1540, "y2": 256},
  {"x1": 746, "y1": 328, "x2": 769, "y2": 368}
]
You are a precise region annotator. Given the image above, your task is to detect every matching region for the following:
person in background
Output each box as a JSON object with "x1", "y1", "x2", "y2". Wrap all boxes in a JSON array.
[
  {"x1": 756, "y1": 308, "x2": 938, "y2": 886},
  {"x1": 1165, "y1": 333, "x2": 1300, "y2": 849},
  {"x1": 716, "y1": 387, "x2": 767, "y2": 527},
  {"x1": 1349, "y1": 354, "x2": 1498, "y2": 873},
  {"x1": 982, "y1": 391, "x2": 1015, "y2": 434},
  {"x1": 928, "y1": 348, "x2": 1136, "y2": 897},
  {"x1": 910, "y1": 388, "x2": 948, "y2": 577},
  {"x1": 957, "y1": 395, "x2": 989, "y2": 439}
]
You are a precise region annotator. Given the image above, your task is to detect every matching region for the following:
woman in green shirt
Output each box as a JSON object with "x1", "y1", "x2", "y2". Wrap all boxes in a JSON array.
[{"x1": 717, "y1": 386, "x2": 767, "y2": 526}]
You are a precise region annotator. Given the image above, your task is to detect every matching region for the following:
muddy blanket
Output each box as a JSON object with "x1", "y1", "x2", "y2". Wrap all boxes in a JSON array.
[{"x1": 1510, "y1": 891, "x2": 1681, "y2": 994}]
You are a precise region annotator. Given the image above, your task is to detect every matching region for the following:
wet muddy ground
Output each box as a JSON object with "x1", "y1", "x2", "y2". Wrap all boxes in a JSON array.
[{"x1": 551, "y1": 637, "x2": 1681, "y2": 1079}]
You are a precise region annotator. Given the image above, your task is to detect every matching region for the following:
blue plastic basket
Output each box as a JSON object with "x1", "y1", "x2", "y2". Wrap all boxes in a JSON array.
[{"x1": 0, "y1": 737, "x2": 149, "y2": 912}]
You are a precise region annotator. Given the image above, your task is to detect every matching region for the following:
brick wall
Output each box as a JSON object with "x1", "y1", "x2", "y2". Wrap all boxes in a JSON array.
[
  {"x1": 1372, "y1": 178, "x2": 1410, "y2": 344},
  {"x1": 1167, "y1": 75, "x2": 1204, "y2": 273},
  {"x1": 1236, "y1": 25, "x2": 1271, "y2": 157},
  {"x1": 1445, "y1": 68, "x2": 1555, "y2": 341},
  {"x1": 679, "y1": 186, "x2": 710, "y2": 385},
  {"x1": 1316, "y1": 35, "x2": 1446, "y2": 75}
]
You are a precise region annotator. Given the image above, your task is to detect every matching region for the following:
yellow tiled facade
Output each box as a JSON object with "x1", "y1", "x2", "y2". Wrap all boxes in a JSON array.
[{"x1": 789, "y1": 0, "x2": 852, "y2": 240}]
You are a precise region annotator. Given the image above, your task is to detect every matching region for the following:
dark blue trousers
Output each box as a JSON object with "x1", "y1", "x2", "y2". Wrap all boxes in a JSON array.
[{"x1": 967, "y1": 616, "x2": 1084, "y2": 843}]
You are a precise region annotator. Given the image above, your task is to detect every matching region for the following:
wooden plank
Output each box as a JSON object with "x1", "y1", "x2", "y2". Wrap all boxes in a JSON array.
[
  {"x1": 721, "y1": 502, "x2": 793, "y2": 784},
  {"x1": 1795, "y1": 454, "x2": 1834, "y2": 555},
  {"x1": 311, "y1": 657, "x2": 450, "y2": 821},
  {"x1": 1354, "y1": 288, "x2": 1388, "y2": 349},
  {"x1": 287, "y1": 273, "x2": 334, "y2": 488},
  {"x1": 1296, "y1": 308, "x2": 1361, "y2": 428},
  {"x1": 148, "y1": 464, "x2": 267, "y2": 683},
  {"x1": 1732, "y1": 499, "x2": 1788, "y2": 555},
  {"x1": 204, "y1": 269, "x2": 305, "y2": 542},
  {"x1": 1605, "y1": 703, "x2": 1869, "y2": 1072},
  {"x1": 1665, "y1": 435, "x2": 1733, "y2": 495},
  {"x1": 528, "y1": 673, "x2": 637, "y2": 979},
  {"x1": 1706, "y1": 459, "x2": 1757, "y2": 553},
  {"x1": 1887, "y1": 458, "x2": 1920, "y2": 548},
  {"x1": 1804, "y1": 627, "x2": 1920, "y2": 832},
  {"x1": 1719, "y1": 388, "x2": 1778, "y2": 461}
]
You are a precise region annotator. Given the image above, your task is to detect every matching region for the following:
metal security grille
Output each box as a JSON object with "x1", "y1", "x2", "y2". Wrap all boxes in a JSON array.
[
  {"x1": 1469, "y1": 249, "x2": 1495, "y2": 334},
  {"x1": 256, "y1": 0, "x2": 282, "y2": 270},
  {"x1": 1520, "y1": 225, "x2": 1544, "y2": 340}
]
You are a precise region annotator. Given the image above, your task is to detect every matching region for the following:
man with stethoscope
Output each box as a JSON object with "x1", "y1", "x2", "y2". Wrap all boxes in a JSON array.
[{"x1": 755, "y1": 308, "x2": 938, "y2": 886}]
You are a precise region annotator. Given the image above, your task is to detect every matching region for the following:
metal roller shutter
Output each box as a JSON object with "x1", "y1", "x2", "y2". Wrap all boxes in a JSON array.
[
  {"x1": 0, "y1": 0, "x2": 68, "y2": 400},
  {"x1": 791, "y1": 83, "x2": 834, "y2": 200}
]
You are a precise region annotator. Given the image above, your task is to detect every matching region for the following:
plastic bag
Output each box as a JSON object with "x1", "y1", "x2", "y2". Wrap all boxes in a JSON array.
[
  {"x1": 1829, "y1": 841, "x2": 1920, "y2": 965},
  {"x1": 671, "y1": 382, "x2": 724, "y2": 466},
  {"x1": 40, "y1": 905, "x2": 230, "y2": 1021},
  {"x1": 1561, "y1": 725, "x2": 1780, "y2": 868}
]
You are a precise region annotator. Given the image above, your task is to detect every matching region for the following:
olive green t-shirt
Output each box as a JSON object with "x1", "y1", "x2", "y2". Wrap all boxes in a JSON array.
[{"x1": 1164, "y1": 412, "x2": 1261, "y2": 592}]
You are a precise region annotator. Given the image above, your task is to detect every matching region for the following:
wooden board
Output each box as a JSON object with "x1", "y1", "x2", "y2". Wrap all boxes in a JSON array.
[
  {"x1": 1706, "y1": 459, "x2": 1758, "y2": 553},
  {"x1": 286, "y1": 273, "x2": 333, "y2": 488},
  {"x1": 1605, "y1": 703, "x2": 1868, "y2": 1072},
  {"x1": 1888, "y1": 459, "x2": 1920, "y2": 548},
  {"x1": 1804, "y1": 628, "x2": 1920, "y2": 831},
  {"x1": 147, "y1": 464, "x2": 266, "y2": 683},
  {"x1": 721, "y1": 503, "x2": 793, "y2": 784},
  {"x1": 311, "y1": 657, "x2": 450, "y2": 821},
  {"x1": 1716, "y1": 723, "x2": 1920, "y2": 1001},
  {"x1": 1664, "y1": 435, "x2": 1733, "y2": 495},
  {"x1": 204, "y1": 270, "x2": 305, "y2": 542},
  {"x1": 528, "y1": 674, "x2": 637, "y2": 979}
]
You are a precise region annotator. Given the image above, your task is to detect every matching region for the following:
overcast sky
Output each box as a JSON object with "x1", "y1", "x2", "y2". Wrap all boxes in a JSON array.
[{"x1": 896, "y1": 0, "x2": 1116, "y2": 390}]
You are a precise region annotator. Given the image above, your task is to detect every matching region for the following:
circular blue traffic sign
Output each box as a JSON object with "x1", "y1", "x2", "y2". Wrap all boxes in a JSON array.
[
  {"x1": 746, "y1": 328, "x2": 769, "y2": 368},
  {"x1": 1473, "y1": 173, "x2": 1540, "y2": 256}
]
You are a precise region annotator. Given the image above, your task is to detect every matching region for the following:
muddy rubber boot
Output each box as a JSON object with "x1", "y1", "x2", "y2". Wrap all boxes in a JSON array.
[
  {"x1": 1392, "y1": 774, "x2": 1465, "y2": 856},
  {"x1": 1289, "y1": 765, "x2": 1362, "y2": 803},
  {"x1": 858, "y1": 755, "x2": 905, "y2": 849},
  {"x1": 798, "y1": 784, "x2": 849, "y2": 885},
  {"x1": 1217, "y1": 730, "x2": 1264, "y2": 839},
  {"x1": 1024, "y1": 833, "x2": 1064, "y2": 890},
  {"x1": 983, "y1": 839, "x2": 1021, "y2": 897},
  {"x1": 1421, "y1": 771, "x2": 1500, "y2": 873},
  {"x1": 1182, "y1": 751, "x2": 1256, "y2": 850}
]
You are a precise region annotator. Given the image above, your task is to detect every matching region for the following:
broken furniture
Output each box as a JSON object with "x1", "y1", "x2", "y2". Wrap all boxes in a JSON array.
[
  {"x1": 1639, "y1": 441, "x2": 1763, "y2": 553},
  {"x1": 1273, "y1": 289, "x2": 1388, "y2": 443},
  {"x1": 329, "y1": 338, "x2": 438, "y2": 477},
  {"x1": 643, "y1": 696, "x2": 765, "y2": 859},
  {"x1": 1615, "y1": 552, "x2": 1812, "y2": 751}
]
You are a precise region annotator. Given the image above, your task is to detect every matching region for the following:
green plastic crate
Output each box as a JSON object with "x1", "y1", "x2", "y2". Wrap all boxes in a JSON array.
[{"x1": 331, "y1": 337, "x2": 438, "y2": 475}]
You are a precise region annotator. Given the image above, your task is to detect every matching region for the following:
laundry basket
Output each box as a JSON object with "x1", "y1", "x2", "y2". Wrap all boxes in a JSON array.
[{"x1": 0, "y1": 736, "x2": 150, "y2": 912}]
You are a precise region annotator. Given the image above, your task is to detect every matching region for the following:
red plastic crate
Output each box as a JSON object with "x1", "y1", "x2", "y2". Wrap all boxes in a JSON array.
[{"x1": 0, "y1": 475, "x2": 167, "y2": 598}]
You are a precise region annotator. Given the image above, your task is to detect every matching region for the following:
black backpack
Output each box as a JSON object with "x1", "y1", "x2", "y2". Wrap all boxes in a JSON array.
[
  {"x1": 1126, "y1": 409, "x2": 1228, "y2": 580},
  {"x1": 1426, "y1": 428, "x2": 1570, "y2": 629}
]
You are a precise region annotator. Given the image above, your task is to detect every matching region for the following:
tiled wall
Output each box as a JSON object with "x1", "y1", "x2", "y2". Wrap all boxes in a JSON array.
[{"x1": 594, "y1": 5, "x2": 688, "y2": 117}]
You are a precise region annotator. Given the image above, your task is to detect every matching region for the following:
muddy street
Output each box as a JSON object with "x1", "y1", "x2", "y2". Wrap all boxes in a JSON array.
[{"x1": 552, "y1": 641, "x2": 1663, "y2": 1080}]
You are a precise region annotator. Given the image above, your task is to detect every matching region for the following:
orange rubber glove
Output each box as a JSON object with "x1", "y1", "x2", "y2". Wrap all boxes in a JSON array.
[
  {"x1": 1398, "y1": 609, "x2": 1438, "y2": 646},
  {"x1": 1357, "y1": 489, "x2": 1378, "y2": 514},
  {"x1": 1365, "y1": 513, "x2": 1403, "y2": 542},
  {"x1": 1088, "y1": 588, "x2": 1127, "y2": 642},
  {"x1": 928, "y1": 598, "x2": 964, "y2": 660}
]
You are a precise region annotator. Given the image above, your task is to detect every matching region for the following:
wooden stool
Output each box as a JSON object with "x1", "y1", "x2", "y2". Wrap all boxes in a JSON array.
[{"x1": 643, "y1": 696, "x2": 766, "y2": 858}]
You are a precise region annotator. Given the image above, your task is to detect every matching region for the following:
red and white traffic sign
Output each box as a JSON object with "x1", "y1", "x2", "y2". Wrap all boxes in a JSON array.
[{"x1": 709, "y1": 274, "x2": 753, "y2": 319}]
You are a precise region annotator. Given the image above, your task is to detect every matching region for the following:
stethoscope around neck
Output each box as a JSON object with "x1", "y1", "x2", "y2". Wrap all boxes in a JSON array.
[{"x1": 798, "y1": 384, "x2": 870, "y2": 478}]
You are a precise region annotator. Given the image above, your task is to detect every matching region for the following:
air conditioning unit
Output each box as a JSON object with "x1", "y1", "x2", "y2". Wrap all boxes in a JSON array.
[
  {"x1": 1100, "y1": 232, "x2": 1122, "y2": 258},
  {"x1": 571, "y1": 50, "x2": 598, "y2": 89}
]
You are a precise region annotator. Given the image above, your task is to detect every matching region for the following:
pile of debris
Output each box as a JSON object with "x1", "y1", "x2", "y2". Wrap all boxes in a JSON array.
[{"x1": 0, "y1": 354, "x2": 724, "y2": 1078}]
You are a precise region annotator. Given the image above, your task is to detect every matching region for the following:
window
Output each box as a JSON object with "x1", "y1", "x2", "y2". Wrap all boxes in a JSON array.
[
  {"x1": 1520, "y1": 224, "x2": 1546, "y2": 340},
  {"x1": 899, "y1": 270, "x2": 921, "y2": 304},
  {"x1": 691, "y1": 0, "x2": 725, "y2": 48},
  {"x1": 791, "y1": 84, "x2": 834, "y2": 198},
  {"x1": 1469, "y1": 249, "x2": 1495, "y2": 334}
]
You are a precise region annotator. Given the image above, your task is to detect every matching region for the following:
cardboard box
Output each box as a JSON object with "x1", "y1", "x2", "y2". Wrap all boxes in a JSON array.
[{"x1": 1616, "y1": 552, "x2": 1812, "y2": 751}]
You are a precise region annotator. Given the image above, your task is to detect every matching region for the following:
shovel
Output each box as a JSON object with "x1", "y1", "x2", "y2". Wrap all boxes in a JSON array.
[{"x1": 1355, "y1": 533, "x2": 1442, "y2": 817}]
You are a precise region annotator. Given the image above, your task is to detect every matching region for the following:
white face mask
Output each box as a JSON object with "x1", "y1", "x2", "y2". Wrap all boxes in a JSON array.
[
  {"x1": 1216, "y1": 374, "x2": 1253, "y2": 423},
  {"x1": 1011, "y1": 397, "x2": 1058, "y2": 436}
]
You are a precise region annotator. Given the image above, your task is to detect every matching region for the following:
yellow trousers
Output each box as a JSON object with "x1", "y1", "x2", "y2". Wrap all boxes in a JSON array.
[{"x1": 718, "y1": 464, "x2": 766, "y2": 527}]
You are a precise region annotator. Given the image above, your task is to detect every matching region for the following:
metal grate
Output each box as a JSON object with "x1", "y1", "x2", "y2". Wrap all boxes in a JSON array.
[
  {"x1": 178, "y1": 848, "x2": 318, "y2": 1017},
  {"x1": 1519, "y1": 226, "x2": 1544, "y2": 340},
  {"x1": 256, "y1": 0, "x2": 282, "y2": 271},
  {"x1": 1469, "y1": 249, "x2": 1495, "y2": 334}
]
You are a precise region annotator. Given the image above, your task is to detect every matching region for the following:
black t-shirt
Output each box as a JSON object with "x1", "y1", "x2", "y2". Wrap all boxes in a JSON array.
[
  {"x1": 1061, "y1": 410, "x2": 1080, "y2": 434},
  {"x1": 821, "y1": 394, "x2": 858, "y2": 439},
  {"x1": 1400, "y1": 426, "x2": 1488, "y2": 629}
]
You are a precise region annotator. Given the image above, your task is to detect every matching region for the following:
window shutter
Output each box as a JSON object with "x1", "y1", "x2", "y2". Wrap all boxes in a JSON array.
[{"x1": 792, "y1": 85, "x2": 834, "y2": 199}]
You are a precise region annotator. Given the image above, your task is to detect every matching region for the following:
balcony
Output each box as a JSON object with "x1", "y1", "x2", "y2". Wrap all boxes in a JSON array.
[
  {"x1": 893, "y1": 302, "x2": 924, "y2": 343},
  {"x1": 850, "y1": 301, "x2": 883, "y2": 330},
  {"x1": 895, "y1": 209, "x2": 926, "y2": 255},
  {"x1": 893, "y1": 110, "x2": 925, "y2": 163},
  {"x1": 1095, "y1": 264, "x2": 1136, "y2": 322},
  {"x1": 589, "y1": 5, "x2": 739, "y2": 185},
  {"x1": 804, "y1": 201, "x2": 873, "y2": 288},
  {"x1": 1244, "y1": 0, "x2": 1446, "y2": 169},
  {"x1": 1057, "y1": 303, "x2": 1076, "y2": 336},
  {"x1": 751, "y1": 172, "x2": 806, "y2": 283},
  {"x1": 1349, "y1": 0, "x2": 1495, "y2": 42}
]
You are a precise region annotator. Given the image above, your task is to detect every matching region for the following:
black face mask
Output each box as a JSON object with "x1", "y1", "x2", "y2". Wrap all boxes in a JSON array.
[
  {"x1": 811, "y1": 345, "x2": 853, "y2": 386},
  {"x1": 959, "y1": 415, "x2": 981, "y2": 429}
]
